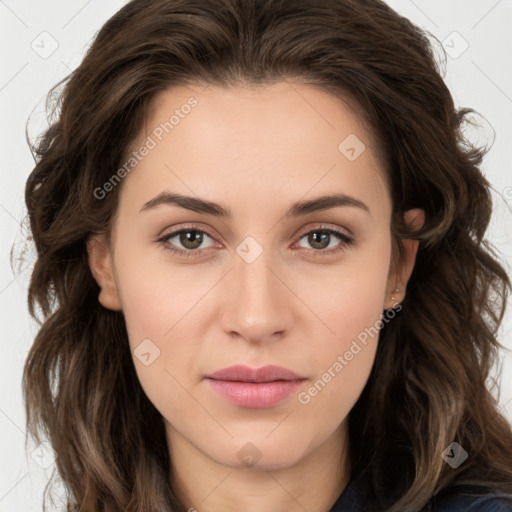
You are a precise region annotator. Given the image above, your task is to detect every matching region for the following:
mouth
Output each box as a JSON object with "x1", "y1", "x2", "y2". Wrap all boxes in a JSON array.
[{"x1": 205, "y1": 365, "x2": 307, "y2": 408}]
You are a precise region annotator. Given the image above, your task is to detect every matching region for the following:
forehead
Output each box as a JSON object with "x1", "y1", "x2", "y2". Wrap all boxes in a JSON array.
[
  {"x1": 142, "y1": 81, "x2": 379, "y2": 160},
  {"x1": 117, "y1": 81, "x2": 390, "y2": 222}
]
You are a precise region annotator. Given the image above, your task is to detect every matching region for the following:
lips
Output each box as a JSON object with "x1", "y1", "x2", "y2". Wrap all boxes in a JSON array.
[
  {"x1": 205, "y1": 365, "x2": 307, "y2": 408},
  {"x1": 205, "y1": 364, "x2": 305, "y2": 383}
]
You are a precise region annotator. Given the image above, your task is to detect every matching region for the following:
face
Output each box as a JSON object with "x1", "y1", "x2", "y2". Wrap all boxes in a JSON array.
[{"x1": 89, "y1": 81, "x2": 419, "y2": 472}]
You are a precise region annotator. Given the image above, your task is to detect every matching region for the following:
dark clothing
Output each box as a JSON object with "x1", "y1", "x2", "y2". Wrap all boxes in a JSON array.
[{"x1": 329, "y1": 470, "x2": 512, "y2": 511}]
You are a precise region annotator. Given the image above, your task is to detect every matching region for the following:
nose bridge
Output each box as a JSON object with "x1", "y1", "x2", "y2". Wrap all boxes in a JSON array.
[{"x1": 221, "y1": 240, "x2": 292, "y2": 342}]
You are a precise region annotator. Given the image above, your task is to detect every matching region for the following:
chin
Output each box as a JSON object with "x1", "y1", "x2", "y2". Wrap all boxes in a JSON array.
[{"x1": 205, "y1": 435, "x2": 311, "y2": 471}]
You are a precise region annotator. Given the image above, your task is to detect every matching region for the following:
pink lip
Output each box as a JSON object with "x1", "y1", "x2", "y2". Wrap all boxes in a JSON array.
[
  {"x1": 205, "y1": 365, "x2": 307, "y2": 408},
  {"x1": 206, "y1": 364, "x2": 305, "y2": 382}
]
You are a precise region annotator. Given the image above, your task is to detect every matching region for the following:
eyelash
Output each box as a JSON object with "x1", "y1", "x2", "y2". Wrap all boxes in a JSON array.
[{"x1": 156, "y1": 224, "x2": 355, "y2": 259}]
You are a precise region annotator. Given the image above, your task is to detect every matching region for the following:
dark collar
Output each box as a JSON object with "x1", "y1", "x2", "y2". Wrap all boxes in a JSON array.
[{"x1": 329, "y1": 469, "x2": 368, "y2": 512}]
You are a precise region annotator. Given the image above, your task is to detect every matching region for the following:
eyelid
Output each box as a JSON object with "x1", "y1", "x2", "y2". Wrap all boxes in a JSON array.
[
  {"x1": 293, "y1": 223, "x2": 353, "y2": 242},
  {"x1": 156, "y1": 222, "x2": 216, "y2": 240}
]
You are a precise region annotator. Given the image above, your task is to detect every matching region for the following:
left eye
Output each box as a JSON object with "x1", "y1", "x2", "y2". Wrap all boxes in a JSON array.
[
  {"x1": 295, "y1": 229, "x2": 352, "y2": 251},
  {"x1": 159, "y1": 229, "x2": 216, "y2": 252}
]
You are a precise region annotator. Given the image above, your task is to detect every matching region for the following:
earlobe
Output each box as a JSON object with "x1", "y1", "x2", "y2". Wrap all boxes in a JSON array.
[
  {"x1": 385, "y1": 208, "x2": 425, "y2": 309},
  {"x1": 86, "y1": 234, "x2": 122, "y2": 311}
]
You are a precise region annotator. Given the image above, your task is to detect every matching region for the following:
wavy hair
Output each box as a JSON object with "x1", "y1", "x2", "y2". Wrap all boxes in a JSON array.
[{"x1": 22, "y1": 0, "x2": 512, "y2": 510}]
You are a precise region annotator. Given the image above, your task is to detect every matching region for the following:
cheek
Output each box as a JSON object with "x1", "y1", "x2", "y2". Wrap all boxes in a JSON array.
[
  {"x1": 112, "y1": 246, "x2": 215, "y2": 405},
  {"x1": 115, "y1": 243, "x2": 213, "y2": 344},
  {"x1": 296, "y1": 282, "x2": 386, "y2": 433},
  {"x1": 298, "y1": 238, "x2": 390, "y2": 408},
  {"x1": 320, "y1": 237, "x2": 391, "y2": 345}
]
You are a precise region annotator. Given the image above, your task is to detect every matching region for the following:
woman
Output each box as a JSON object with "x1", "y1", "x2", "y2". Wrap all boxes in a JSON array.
[{"x1": 23, "y1": 0, "x2": 512, "y2": 510}]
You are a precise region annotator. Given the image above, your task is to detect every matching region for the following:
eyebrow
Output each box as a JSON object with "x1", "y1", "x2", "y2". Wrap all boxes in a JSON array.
[{"x1": 140, "y1": 191, "x2": 370, "y2": 218}]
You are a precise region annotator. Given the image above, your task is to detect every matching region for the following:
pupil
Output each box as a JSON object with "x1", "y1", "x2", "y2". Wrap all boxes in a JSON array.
[
  {"x1": 181, "y1": 230, "x2": 202, "y2": 249},
  {"x1": 309, "y1": 231, "x2": 329, "y2": 249}
]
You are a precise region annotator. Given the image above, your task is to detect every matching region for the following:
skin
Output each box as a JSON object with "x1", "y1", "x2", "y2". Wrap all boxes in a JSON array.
[{"x1": 87, "y1": 81, "x2": 424, "y2": 512}]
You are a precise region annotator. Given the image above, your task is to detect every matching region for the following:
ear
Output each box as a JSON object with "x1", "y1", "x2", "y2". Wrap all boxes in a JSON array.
[
  {"x1": 86, "y1": 234, "x2": 122, "y2": 311},
  {"x1": 384, "y1": 208, "x2": 425, "y2": 309}
]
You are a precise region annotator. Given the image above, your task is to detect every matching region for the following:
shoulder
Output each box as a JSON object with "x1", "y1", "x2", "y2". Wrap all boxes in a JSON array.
[
  {"x1": 465, "y1": 497, "x2": 512, "y2": 511},
  {"x1": 330, "y1": 471, "x2": 512, "y2": 512},
  {"x1": 431, "y1": 490, "x2": 512, "y2": 512}
]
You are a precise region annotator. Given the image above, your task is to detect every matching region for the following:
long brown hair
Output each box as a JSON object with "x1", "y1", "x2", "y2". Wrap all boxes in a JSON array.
[{"x1": 22, "y1": 0, "x2": 512, "y2": 510}]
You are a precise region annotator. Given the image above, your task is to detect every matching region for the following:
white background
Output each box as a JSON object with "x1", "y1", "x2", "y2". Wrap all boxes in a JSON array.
[{"x1": 1, "y1": 1, "x2": 511, "y2": 510}]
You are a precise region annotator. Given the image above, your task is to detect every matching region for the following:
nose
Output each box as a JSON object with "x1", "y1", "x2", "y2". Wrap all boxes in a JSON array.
[{"x1": 219, "y1": 246, "x2": 295, "y2": 345}]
